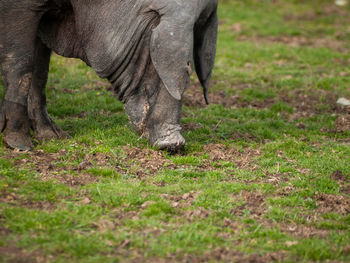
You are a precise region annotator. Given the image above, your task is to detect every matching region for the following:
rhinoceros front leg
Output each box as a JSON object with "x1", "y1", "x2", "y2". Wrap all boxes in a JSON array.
[
  {"x1": 146, "y1": 82, "x2": 185, "y2": 151},
  {"x1": 0, "y1": 4, "x2": 46, "y2": 150},
  {"x1": 27, "y1": 38, "x2": 68, "y2": 140},
  {"x1": 125, "y1": 63, "x2": 185, "y2": 152}
]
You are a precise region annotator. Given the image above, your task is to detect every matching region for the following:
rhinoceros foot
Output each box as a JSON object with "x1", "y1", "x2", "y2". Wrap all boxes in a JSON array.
[
  {"x1": 32, "y1": 118, "x2": 69, "y2": 141},
  {"x1": 150, "y1": 124, "x2": 185, "y2": 152},
  {"x1": 1, "y1": 100, "x2": 33, "y2": 151}
]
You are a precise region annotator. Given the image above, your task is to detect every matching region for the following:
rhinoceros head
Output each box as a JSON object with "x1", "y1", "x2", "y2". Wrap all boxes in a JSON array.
[{"x1": 150, "y1": 0, "x2": 218, "y2": 103}]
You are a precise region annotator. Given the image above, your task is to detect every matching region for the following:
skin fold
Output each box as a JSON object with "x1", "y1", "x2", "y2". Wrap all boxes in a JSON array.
[{"x1": 0, "y1": 0, "x2": 218, "y2": 151}]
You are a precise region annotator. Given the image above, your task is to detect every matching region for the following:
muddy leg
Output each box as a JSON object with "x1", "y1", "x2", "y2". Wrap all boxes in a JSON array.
[
  {"x1": 0, "y1": 2, "x2": 48, "y2": 150},
  {"x1": 28, "y1": 38, "x2": 68, "y2": 140},
  {"x1": 0, "y1": 66, "x2": 34, "y2": 150},
  {"x1": 124, "y1": 63, "x2": 185, "y2": 152},
  {"x1": 146, "y1": 82, "x2": 185, "y2": 151}
]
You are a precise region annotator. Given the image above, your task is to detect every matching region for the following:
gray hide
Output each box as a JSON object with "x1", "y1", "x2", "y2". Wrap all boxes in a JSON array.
[{"x1": 0, "y1": 0, "x2": 218, "y2": 151}]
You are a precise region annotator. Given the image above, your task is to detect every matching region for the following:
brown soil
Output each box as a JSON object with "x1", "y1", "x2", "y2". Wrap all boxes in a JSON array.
[
  {"x1": 284, "y1": 4, "x2": 350, "y2": 22},
  {"x1": 202, "y1": 143, "x2": 261, "y2": 170},
  {"x1": 6, "y1": 149, "x2": 99, "y2": 186},
  {"x1": 121, "y1": 146, "x2": 177, "y2": 177},
  {"x1": 278, "y1": 223, "x2": 330, "y2": 238},
  {"x1": 4, "y1": 143, "x2": 262, "y2": 189},
  {"x1": 44, "y1": 173, "x2": 99, "y2": 186},
  {"x1": 161, "y1": 191, "x2": 202, "y2": 211},
  {"x1": 331, "y1": 170, "x2": 350, "y2": 194},
  {"x1": 331, "y1": 170, "x2": 350, "y2": 182},
  {"x1": 184, "y1": 85, "x2": 350, "y2": 138},
  {"x1": 280, "y1": 89, "x2": 350, "y2": 120},
  {"x1": 315, "y1": 193, "x2": 350, "y2": 215},
  {"x1": 335, "y1": 114, "x2": 350, "y2": 132},
  {"x1": 181, "y1": 122, "x2": 203, "y2": 131},
  {"x1": 189, "y1": 248, "x2": 286, "y2": 263},
  {"x1": 68, "y1": 146, "x2": 178, "y2": 178},
  {"x1": 0, "y1": 190, "x2": 55, "y2": 210},
  {"x1": 0, "y1": 246, "x2": 48, "y2": 263},
  {"x1": 237, "y1": 35, "x2": 348, "y2": 53},
  {"x1": 183, "y1": 86, "x2": 275, "y2": 109},
  {"x1": 184, "y1": 84, "x2": 350, "y2": 125},
  {"x1": 81, "y1": 80, "x2": 112, "y2": 92},
  {"x1": 232, "y1": 190, "x2": 266, "y2": 218},
  {"x1": 185, "y1": 207, "x2": 210, "y2": 221},
  {"x1": 6, "y1": 145, "x2": 178, "y2": 185},
  {"x1": 78, "y1": 152, "x2": 113, "y2": 170}
]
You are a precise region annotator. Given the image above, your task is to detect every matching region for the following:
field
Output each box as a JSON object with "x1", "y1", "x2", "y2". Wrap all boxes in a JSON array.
[{"x1": 1, "y1": 0, "x2": 350, "y2": 262}]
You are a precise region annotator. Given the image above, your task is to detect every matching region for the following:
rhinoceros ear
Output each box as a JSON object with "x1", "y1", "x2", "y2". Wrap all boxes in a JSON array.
[
  {"x1": 194, "y1": 11, "x2": 218, "y2": 105},
  {"x1": 150, "y1": 19, "x2": 194, "y2": 100}
]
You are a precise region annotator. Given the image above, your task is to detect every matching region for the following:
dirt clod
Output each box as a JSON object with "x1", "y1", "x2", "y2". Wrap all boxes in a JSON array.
[
  {"x1": 0, "y1": 246, "x2": 48, "y2": 263},
  {"x1": 315, "y1": 194, "x2": 350, "y2": 215},
  {"x1": 331, "y1": 170, "x2": 349, "y2": 182},
  {"x1": 203, "y1": 144, "x2": 261, "y2": 170},
  {"x1": 183, "y1": 87, "x2": 275, "y2": 109},
  {"x1": 237, "y1": 35, "x2": 348, "y2": 53},
  {"x1": 185, "y1": 208, "x2": 210, "y2": 221},
  {"x1": 233, "y1": 191, "x2": 266, "y2": 217},
  {"x1": 335, "y1": 115, "x2": 350, "y2": 132},
  {"x1": 122, "y1": 146, "x2": 177, "y2": 176},
  {"x1": 141, "y1": 200, "x2": 156, "y2": 209}
]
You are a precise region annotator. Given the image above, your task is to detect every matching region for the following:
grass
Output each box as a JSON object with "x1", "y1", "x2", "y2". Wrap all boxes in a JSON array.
[{"x1": 1, "y1": 0, "x2": 350, "y2": 262}]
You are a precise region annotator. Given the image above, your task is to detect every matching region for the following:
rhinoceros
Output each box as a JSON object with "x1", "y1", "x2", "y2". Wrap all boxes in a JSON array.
[{"x1": 0, "y1": 0, "x2": 218, "y2": 151}]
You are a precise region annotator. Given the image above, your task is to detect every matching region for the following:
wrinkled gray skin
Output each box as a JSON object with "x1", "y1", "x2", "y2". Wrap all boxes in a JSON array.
[{"x1": 0, "y1": 0, "x2": 218, "y2": 151}]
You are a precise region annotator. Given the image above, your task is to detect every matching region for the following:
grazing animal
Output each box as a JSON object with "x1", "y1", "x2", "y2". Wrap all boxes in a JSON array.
[{"x1": 0, "y1": 0, "x2": 218, "y2": 151}]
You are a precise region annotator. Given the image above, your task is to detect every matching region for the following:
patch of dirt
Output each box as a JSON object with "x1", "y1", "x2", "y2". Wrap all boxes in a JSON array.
[
  {"x1": 277, "y1": 186, "x2": 296, "y2": 197},
  {"x1": 184, "y1": 208, "x2": 210, "y2": 221},
  {"x1": 341, "y1": 185, "x2": 350, "y2": 195},
  {"x1": 181, "y1": 122, "x2": 203, "y2": 131},
  {"x1": 0, "y1": 223, "x2": 11, "y2": 237},
  {"x1": 264, "y1": 171, "x2": 291, "y2": 186},
  {"x1": 281, "y1": 89, "x2": 342, "y2": 119},
  {"x1": 237, "y1": 35, "x2": 348, "y2": 53},
  {"x1": 202, "y1": 144, "x2": 261, "y2": 170},
  {"x1": 77, "y1": 152, "x2": 113, "y2": 170},
  {"x1": 190, "y1": 248, "x2": 287, "y2": 263},
  {"x1": 0, "y1": 190, "x2": 55, "y2": 210},
  {"x1": 331, "y1": 170, "x2": 350, "y2": 182},
  {"x1": 232, "y1": 191, "x2": 266, "y2": 218},
  {"x1": 314, "y1": 194, "x2": 350, "y2": 215},
  {"x1": 333, "y1": 57, "x2": 350, "y2": 66},
  {"x1": 81, "y1": 80, "x2": 112, "y2": 92},
  {"x1": 112, "y1": 208, "x2": 141, "y2": 223},
  {"x1": 183, "y1": 87, "x2": 275, "y2": 109},
  {"x1": 335, "y1": 114, "x2": 350, "y2": 132},
  {"x1": 284, "y1": 11, "x2": 319, "y2": 22},
  {"x1": 331, "y1": 170, "x2": 350, "y2": 194},
  {"x1": 161, "y1": 191, "x2": 202, "y2": 210},
  {"x1": 279, "y1": 90, "x2": 350, "y2": 131},
  {"x1": 278, "y1": 223, "x2": 330, "y2": 239},
  {"x1": 92, "y1": 218, "x2": 116, "y2": 232},
  {"x1": 73, "y1": 146, "x2": 178, "y2": 178},
  {"x1": 121, "y1": 146, "x2": 177, "y2": 177},
  {"x1": 7, "y1": 149, "x2": 99, "y2": 187},
  {"x1": 42, "y1": 173, "x2": 98, "y2": 186},
  {"x1": 184, "y1": 86, "x2": 349, "y2": 134},
  {"x1": 0, "y1": 246, "x2": 48, "y2": 263},
  {"x1": 230, "y1": 131, "x2": 258, "y2": 142},
  {"x1": 6, "y1": 145, "x2": 178, "y2": 186},
  {"x1": 284, "y1": 5, "x2": 350, "y2": 22}
]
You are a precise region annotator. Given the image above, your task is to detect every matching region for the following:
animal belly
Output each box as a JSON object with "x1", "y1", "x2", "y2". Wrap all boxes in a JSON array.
[{"x1": 37, "y1": 5, "x2": 86, "y2": 61}]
